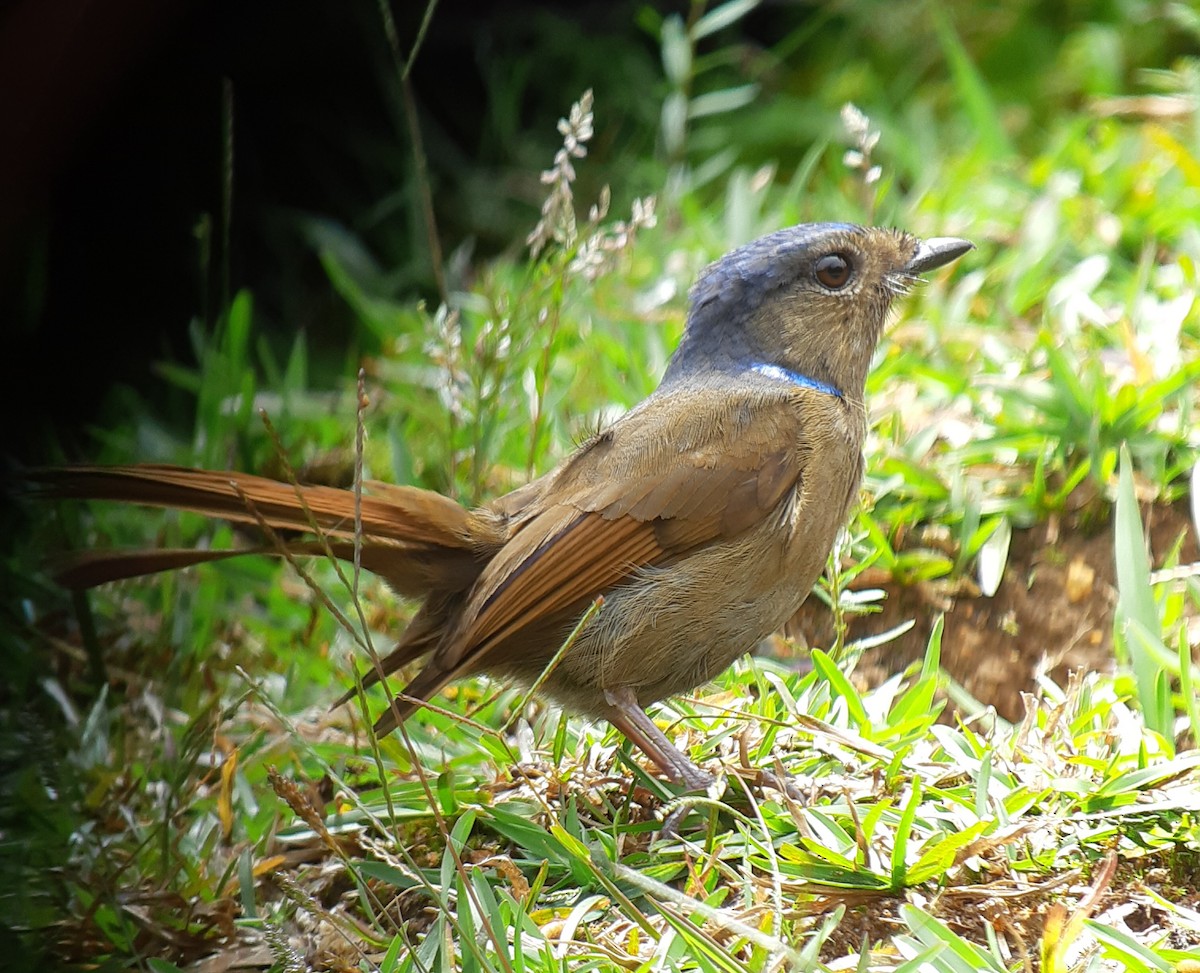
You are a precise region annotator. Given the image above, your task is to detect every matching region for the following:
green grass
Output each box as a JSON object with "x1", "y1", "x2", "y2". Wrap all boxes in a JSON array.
[{"x1": 8, "y1": 1, "x2": 1200, "y2": 969}]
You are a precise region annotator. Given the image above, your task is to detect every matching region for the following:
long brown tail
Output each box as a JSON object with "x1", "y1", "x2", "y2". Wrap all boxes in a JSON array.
[{"x1": 32, "y1": 464, "x2": 497, "y2": 595}]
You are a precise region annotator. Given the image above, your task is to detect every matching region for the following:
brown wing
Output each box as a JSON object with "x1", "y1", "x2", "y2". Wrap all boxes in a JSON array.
[{"x1": 437, "y1": 384, "x2": 813, "y2": 673}]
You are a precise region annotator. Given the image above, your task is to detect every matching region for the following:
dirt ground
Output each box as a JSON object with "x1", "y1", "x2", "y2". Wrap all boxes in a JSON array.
[{"x1": 789, "y1": 500, "x2": 1199, "y2": 722}]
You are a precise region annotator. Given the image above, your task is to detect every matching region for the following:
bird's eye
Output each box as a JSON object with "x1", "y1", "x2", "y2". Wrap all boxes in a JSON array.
[{"x1": 815, "y1": 253, "x2": 853, "y2": 289}]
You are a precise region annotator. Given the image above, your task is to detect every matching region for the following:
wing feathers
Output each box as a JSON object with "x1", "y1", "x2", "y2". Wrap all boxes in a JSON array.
[
  {"x1": 464, "y1": 513, "x2": 661, "y2": 656},
  {"x1": 436, "y1": 388, "x2": 813, "y2": 680}
]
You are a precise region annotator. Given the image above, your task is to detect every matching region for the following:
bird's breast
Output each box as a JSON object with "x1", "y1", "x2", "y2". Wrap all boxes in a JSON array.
[{"x1": 549, "y1": 462, "x2": 864, "y2": 715}]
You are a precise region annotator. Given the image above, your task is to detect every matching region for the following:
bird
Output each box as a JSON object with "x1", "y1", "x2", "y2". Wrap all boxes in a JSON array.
[{"x1": 32, "y1": 223, "x2": 972, "y2": 789}]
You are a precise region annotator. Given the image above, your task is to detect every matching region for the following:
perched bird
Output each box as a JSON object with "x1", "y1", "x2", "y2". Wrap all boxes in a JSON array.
[{"x1": 34, "y1": 223, "x2": 971, "y2": 788}]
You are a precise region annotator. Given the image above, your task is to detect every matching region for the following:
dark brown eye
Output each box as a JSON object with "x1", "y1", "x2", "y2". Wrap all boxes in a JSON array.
[{"x1": 815, "y1": 253, "x2": 852, "y2": 289}]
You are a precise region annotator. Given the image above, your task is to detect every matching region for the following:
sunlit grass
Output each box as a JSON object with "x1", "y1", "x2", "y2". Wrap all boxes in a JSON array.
[{"x1": 10, "y1": 1, "x2": 1200, "y2": 969}]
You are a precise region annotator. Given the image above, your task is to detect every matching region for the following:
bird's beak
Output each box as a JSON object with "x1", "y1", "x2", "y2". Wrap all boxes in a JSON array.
[{"x1": 906, "y1": 237, "x2": 974, "y2": 274}]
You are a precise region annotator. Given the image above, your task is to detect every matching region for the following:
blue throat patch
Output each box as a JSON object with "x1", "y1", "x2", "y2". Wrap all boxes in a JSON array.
[{"x1": 751, "y1": 362, "x2": 843, "y2": 399}]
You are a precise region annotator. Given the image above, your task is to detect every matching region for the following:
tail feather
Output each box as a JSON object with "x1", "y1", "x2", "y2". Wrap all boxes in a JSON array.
[
  {"x1": 34, "y1": 463, "x2": 489, "y2": 734},
  {"x1": 337, "y1": 657, "x2": 458, "y2": 737},
  {"x1": 51, "y1": 547, "x2": 268, "y2": 590},
  {"x1": 333, "y1": 593, "x2": 466, "y2": 732},
  {"x1": 32, "y1": 464, "x2": 493, "y2": 594},
  {"x1": 370, "y1": 662, "x2": 460, "y2": 737},
  {"x1": 31, "y1": 464, "x2": 477, "y2": 547},
  {"x1": 49, "y1": 538, "x2": 484, "y2": 595}
]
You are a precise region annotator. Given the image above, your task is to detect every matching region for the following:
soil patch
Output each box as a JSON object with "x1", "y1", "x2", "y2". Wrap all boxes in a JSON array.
[{"x1": 790, "y1": 500, "x2": 1199, "y2": 721}]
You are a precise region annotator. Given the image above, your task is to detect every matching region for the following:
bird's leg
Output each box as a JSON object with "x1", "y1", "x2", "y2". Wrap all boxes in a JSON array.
[{"x1": 603, "y1": 688, "x2": 715, "y2": 791}]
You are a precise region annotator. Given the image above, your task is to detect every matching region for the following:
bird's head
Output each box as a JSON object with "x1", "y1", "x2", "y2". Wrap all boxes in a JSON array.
[{"x1": 663, "y1": 223, "x2": 973, "y2": 398}]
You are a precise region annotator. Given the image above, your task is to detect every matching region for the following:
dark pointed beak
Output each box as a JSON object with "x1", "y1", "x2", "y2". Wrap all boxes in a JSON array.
[{"x1": 906, "y1": 237, "x2": 974, "y2": 274}]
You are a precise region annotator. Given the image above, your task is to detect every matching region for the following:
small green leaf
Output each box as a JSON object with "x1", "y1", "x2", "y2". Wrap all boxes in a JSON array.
[
  {"x1": 687, "y1": 84, "x2": 761, "y2": 120},
  {"x1": 891, "y1": 780, "x2": 922, "y2": 889},
  {"x1": 1085, "y1": 919, "x2": 1175, "y2": 971},
  {"x1": 810, "y1": 648, "x2": 870, "y2": 729},
  {"x1": 903, "y1": 905, "x2": 1009, "y2": 971},
  {"x1": 976, "y1": 517, "x2": 1011, "y2": 597},
  {"x1": 691, "y1": 0, "x2": 761, "y2": 40},
  {"x1": 660, "y1": 14, "x2": 691, "y2": 85},
  {"x1": 1114, "y1": 447, "x2": 1171, "y2": 737}
]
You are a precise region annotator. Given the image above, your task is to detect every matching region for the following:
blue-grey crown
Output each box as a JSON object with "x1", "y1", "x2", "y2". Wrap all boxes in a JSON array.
[{"x1": 687, "y1": 222, "x2": 863, "y2": 318}]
